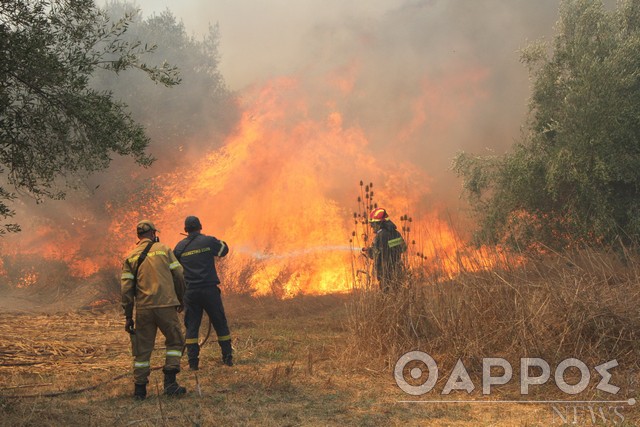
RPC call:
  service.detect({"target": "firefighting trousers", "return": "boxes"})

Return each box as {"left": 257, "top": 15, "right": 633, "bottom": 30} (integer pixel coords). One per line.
{"left": 130, "top": 307, "right": 184, "bottom": 384}
{"left": 184, "top": 286, "right": 231, "bottom": 362}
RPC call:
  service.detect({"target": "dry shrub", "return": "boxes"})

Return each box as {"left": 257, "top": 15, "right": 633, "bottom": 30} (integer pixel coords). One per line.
{"left": 217, "top": 253, "right": 259, "bottom": 295}
{"left": 0, "top": 254, "right": 125, "bottom": 309}
{"left": 91, "top": 267, "right": 121, "bottom": 299}
{"left": 346, "top": 247, "right": 640, "bottom": 372}
{"left": 263, "top": 360, "right": 297, "bottom": 391}
{"left": 1, "top": 254, "right": 72, "bottom": 291}
{"left": 217, "top": 253, "right": 297, "bottom": 297}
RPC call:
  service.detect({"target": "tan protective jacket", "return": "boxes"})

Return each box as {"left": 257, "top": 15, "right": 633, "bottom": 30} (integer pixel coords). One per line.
{"left": 121, "top": 239, "right": 186, "bottom": 317}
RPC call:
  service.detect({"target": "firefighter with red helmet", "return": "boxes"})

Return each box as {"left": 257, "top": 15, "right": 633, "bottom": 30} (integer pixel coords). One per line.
{"left": 362, "top": 208, "right": 406, "bottom": 291}
{"left": 121, "top": 220, "right": 187, "bottom": 400}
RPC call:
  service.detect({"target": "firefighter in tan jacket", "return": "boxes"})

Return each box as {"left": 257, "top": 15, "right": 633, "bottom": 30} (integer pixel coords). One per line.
{"left": 121, "top": 220, "right": 187, "bottom": 400}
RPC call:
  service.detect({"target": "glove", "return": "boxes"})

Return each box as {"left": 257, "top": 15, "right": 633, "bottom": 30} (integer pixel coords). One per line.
{"left": 125, "top": 317, "right": 135, "bottom": 335}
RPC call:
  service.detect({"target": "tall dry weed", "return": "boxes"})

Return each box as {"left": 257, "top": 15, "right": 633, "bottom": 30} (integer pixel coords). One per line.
{"left": 346, "top": 246, "right": 640, "bottom": 373}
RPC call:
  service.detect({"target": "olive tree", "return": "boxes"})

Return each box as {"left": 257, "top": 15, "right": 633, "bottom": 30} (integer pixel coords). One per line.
{"left": 0, "top": 0, "right": 180, "bottom": 233}
{"left": 454, "top": 0, "right": 640, "bottom": 249}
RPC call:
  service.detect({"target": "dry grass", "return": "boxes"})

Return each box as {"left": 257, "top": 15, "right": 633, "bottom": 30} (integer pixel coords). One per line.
{"left": 346, "top": 247, "right": 640, "bottom": 403}
{"left": 0, "top": 294, "right": 580, "bottom": 426}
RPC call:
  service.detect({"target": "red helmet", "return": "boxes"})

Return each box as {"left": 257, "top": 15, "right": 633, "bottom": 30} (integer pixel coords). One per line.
{"left": 369, "top": 208, "right": 389, "bottom": 222}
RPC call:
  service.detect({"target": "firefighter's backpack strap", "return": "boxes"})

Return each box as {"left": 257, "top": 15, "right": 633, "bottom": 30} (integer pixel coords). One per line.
{"left": 133, "top": 241, "right": 155, "bottom": 292}
{"left": 176, "top": 234, "right": 198, "bottom": 261}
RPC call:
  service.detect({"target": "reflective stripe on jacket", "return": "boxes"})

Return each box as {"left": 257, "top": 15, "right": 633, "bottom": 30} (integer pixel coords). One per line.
{"left": 121, "top": 239, "right": 186, "bottom": 317}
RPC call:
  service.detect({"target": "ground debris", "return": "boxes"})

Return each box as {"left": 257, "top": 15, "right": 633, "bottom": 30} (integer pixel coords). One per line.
{"left": 0, "top": 309, "right": 127, "bottom": 373}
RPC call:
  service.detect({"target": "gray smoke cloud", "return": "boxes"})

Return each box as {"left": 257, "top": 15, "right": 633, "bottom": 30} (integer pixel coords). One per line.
{"left": 132, "top": 1, "right": 558, "bottom": 88}
{"left": 133, "top": 0, "right": 560, "bottom": 190}
{"left": 138, "top": 0, "right": 562, "bottom": 206}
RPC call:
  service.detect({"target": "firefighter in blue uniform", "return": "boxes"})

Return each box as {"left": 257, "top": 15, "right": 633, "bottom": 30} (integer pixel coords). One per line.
{"left": 174, "top": 216, "right": 233, "bottom": 369}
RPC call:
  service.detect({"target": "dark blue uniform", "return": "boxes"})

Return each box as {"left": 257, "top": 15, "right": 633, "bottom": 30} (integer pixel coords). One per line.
{"left": 174, "top": 232, "right": 231, "bottom": 368}
{"left": 365, "top": 220, "right": 406, "bottom": 291}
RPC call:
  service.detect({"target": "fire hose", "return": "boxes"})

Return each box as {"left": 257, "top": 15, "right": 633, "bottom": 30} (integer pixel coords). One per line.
{"left": 0, "top": 316, "right": 213, "bottom": 399}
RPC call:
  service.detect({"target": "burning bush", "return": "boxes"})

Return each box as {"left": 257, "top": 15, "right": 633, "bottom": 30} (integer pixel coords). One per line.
{"left": 0, "top": 253, "right": 123, "bottom": 310}
{"left": 216, "top": 253, "right": 262, "bottom": 296}
{"left": 1, "top": 255, "right": 72, "bottom": 291}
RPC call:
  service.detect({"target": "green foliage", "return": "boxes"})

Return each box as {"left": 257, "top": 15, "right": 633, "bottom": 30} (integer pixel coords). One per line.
{"left": 454, "top": 0, "right": 640, "bottom": 249}
{"left": 0, "top": 0, "right": 180, "bottom": 234}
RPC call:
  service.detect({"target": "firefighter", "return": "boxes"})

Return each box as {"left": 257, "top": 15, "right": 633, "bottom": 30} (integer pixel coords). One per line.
{"left": 121, "top": 220, "right": 187, "bottom": 400}
{"left": 174, "top": 216, "right": 232, "bottom": 370}
{"left": 362, "top": 208, "right": 406, "bottom": 291}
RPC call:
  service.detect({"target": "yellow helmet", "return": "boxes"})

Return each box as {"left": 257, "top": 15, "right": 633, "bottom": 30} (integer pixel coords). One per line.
{"left": 136, "top": 219, "right": 158, "bottom": 234}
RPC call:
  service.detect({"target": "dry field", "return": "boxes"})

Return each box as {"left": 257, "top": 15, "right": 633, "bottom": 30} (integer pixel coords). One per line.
{"left": 1, "top": 288, "right": 638, "bottom": 427}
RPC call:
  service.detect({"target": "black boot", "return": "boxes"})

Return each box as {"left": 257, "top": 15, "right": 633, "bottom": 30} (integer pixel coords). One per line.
{"left": 186, "top": 343, "right": 200, "bottom": 371}
{"left": 220, "top": 340, "right": 233, "bottom": 366}
{"left": 134, "top": 383, "right": 147, "bottom": 400}
{"left": 189, "top": 358, "right": 199, "bottom": 371}
{"left": 222, "top": 354, "right": 233, "bottom": 367}
{"left": 163, "top": 369, "right": 186, "bottom": 396}
{"left": 222, "top": 354, "right": 233, "bottom": 366}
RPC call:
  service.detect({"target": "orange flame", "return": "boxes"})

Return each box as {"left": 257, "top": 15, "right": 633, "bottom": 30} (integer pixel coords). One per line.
{"left": 16, "top": 270, "right": 38, "bottom": 289}
{"left": 1, "top": 65, "right": 509, "bottom": 295}
{"left": 108, "top": 74, "right": 500, "bottom": 295}
{"left": 0, "top": 224, "right": 101, "bottom": 278}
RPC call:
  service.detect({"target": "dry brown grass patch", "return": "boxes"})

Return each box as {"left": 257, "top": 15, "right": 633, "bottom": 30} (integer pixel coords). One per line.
{"left": 345, "top": 248, "right": 640, "bottom": 376}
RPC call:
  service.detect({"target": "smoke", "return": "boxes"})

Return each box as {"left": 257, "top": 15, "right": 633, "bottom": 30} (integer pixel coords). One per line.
{"left": 1, "top": 0, "right": 565, "bottom": 296}
{"left": 131, "top": 0, "right": 560, "bottom": 205}
{"left": 35, "top": 0, "right": 562, "bottom": 211}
